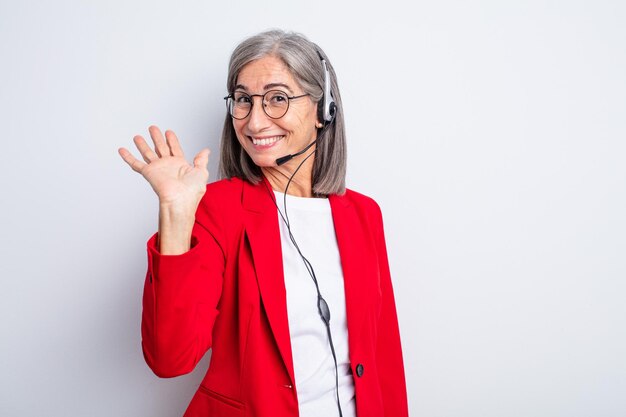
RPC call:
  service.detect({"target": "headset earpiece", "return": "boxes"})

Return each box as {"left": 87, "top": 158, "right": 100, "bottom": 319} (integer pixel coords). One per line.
{"left": 317, "top": 54, "right": 336, "bottom": 125}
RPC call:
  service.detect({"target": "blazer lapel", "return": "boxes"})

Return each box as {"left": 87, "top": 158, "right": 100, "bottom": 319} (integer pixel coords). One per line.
{"left": 242, "top": 177, "right": 296, "bottom": 386}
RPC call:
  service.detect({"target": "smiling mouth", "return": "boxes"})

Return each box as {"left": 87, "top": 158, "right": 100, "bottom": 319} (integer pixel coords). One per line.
{"left": 249, "top": 135, "right": 284, "bottom": 146}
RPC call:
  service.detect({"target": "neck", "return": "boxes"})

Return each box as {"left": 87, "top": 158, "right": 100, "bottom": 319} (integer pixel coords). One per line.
{"left": 262, "top": 149, "right": 316, "bottom": 197}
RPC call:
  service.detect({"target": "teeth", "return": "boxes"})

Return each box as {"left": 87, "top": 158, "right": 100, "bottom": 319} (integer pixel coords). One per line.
{"left": 252, "top": 136, "right": 283, "bottom": 146}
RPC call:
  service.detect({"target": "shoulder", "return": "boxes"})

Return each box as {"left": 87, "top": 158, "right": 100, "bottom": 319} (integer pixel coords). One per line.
{"left": 332, "top": 187, "right": 385, "bottom": 230}
{"left": 204, "top": 176, "right": 245, "bottom": 200}
{"left": 199, "top": 177, "right": 245, "bottom": 210}
{"left": 195, "top": 177, "right": 246, "bottom": 231}
{"left": 340, "top": 188, "right": 383, "bottom": 217}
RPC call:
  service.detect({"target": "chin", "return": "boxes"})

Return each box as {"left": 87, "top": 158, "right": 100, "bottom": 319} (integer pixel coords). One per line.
{"left": 249, "top": 154, "right": 279, "bottom": 168}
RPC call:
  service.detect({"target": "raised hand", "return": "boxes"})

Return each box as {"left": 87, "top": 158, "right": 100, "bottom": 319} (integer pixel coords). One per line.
{"left": 118, "top": 125, "right": 210, "bottom": 208}
{"left": 119, "top": 126, "right": 211, "bottom": 254}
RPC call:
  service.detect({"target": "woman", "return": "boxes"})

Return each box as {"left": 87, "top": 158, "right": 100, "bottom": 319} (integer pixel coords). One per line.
{"left": 119, "top": 30, "right": 408, "bottom": 417}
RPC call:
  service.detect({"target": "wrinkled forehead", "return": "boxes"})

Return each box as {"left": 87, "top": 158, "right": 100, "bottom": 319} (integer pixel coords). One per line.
{"left": 234, "top": 55, "right": 301, "bottom": 93}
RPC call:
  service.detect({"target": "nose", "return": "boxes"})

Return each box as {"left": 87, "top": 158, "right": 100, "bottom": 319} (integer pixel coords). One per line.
{"left": 246, "top": 96, "right": 272, "bottom": 132}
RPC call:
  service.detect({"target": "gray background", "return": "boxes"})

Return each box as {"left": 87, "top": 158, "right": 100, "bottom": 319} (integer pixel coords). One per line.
{"left": 1, "top": 0, "right": 625, "bottom": 416}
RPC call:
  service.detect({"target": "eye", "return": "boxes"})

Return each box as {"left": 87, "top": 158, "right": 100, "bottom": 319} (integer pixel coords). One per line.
{"left": 267, "top": 91, "right": 288, "bottom": 105}
{"left": 234, "top": 93, "right": 251, "bottom": 104}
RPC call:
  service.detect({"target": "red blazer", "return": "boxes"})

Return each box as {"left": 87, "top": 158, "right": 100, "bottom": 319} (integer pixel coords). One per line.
{"left": 142, "top": 176, "right": 408, "bottom": 417}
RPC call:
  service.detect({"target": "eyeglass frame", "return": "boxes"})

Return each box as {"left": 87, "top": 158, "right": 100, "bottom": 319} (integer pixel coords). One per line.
{"left": 223, "top": 90, "right": 310, "bottom": 120}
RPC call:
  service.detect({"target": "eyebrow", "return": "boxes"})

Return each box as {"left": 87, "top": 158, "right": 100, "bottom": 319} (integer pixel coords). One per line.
{"left": 234, "top": 83, "right": 294, "bottom": 93}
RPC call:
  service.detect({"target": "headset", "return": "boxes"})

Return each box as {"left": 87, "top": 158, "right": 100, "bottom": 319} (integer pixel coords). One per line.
{"left": 265, "top": 50, "right": 344, "bottom": 417}
{"left": 275, "top": 50, "right": 336, "bottom": 166}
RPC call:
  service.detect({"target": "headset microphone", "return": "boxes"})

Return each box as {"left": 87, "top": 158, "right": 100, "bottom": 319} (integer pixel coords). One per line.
{"left": 275, "top": 119, "right": 336, "bottom": 166}
{"left": 275, "top": 139, "right": 317, "bottom": 166}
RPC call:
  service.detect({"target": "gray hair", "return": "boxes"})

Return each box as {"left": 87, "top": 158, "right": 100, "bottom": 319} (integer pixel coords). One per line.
{"left": 218, "top": 29, "right": 347, "bottom": 196}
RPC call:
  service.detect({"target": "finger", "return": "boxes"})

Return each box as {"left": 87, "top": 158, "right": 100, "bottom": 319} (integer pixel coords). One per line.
{"left": 165, "top": 129, "right": 185, "bottom": 158}
{"left": 133, "top": 135, "right": 159, "bottom": 163}
{"left": 193, "top": 148, "right": 211, "bottom": 170}
{"left": 148, "top": 125, "right": 170, "bottom": 158}
{"left": 118, "top": 147, "right": 147, "bottom": 173}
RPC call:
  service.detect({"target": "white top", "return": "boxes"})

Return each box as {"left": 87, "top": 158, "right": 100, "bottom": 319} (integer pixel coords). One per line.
{"left": 273, "top": 190, "right": 356, "bottom": 417}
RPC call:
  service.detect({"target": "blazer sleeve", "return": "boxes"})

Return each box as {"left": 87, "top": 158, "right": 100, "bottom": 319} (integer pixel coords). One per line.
{"left": 141, "top": 199, "right": 225, "bottom": 378}
{"left": 373, "top": 203, "right": 409, "bottom": 416}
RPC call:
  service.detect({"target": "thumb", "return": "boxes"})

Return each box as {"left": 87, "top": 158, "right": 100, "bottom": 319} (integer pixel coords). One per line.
{"left": 193, "top": 148, "right": 211, "bottom": 170}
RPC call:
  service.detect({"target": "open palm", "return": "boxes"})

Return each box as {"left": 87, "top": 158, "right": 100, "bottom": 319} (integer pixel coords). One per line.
{"left": 118, "top": 125, "right": 210, "bottom": 206}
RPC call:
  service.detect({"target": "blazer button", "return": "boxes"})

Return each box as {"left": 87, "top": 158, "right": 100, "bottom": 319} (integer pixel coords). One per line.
{"left": 356, "top": 363, "right": 364, "bottom": 377}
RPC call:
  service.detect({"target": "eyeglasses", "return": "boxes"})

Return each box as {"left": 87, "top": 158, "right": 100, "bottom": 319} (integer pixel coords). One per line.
{"left": 224, "top": 90, "right": 310, "bottom": 120}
